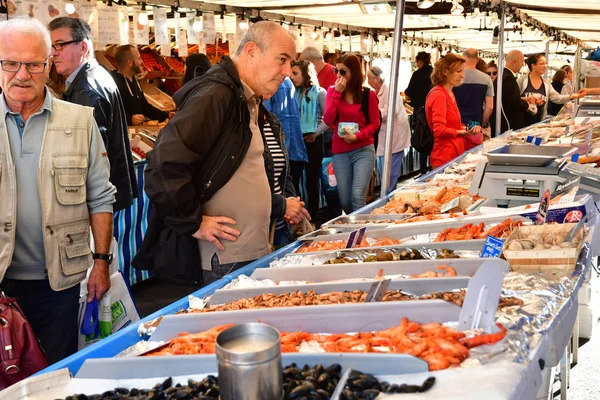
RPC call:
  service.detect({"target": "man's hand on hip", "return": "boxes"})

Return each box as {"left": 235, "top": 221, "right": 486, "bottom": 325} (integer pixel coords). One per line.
{"left": 87, "top": 260, "right": 111, "bottom": 302}
{"left": 193, "top": 216, "right": 240, "bottom": 251}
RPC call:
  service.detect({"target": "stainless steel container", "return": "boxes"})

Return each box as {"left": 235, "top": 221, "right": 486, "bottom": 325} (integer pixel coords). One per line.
{"left": 216, "top": 323, "right": 283, "bottom": 400}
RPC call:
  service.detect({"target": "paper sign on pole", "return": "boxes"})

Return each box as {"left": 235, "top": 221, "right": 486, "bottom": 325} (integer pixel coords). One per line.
{"left": 328, "top": 32, "right": 335, "bottom": 53}
{"left": 315, "top": 31, "right": 324, "bottom": 54}
{"left": 132, "top": 6, "right": 149, "bottom": 45}
{"left": 360, "top": 34, "right": 368, "bottom": 54}
{"left": 97, "top": 2, "right": 120, "bottom": 45}
{"left": 117, "top": 5, "right": 129, "bottom": 45}
{"left": 186, "top": 12, "right": 201, "bottom": 45}
{"left": 227, "top": 34, "right": 236, "bottom": 56}
{"left": 17, "top": 0, "right": 43, "bottom": 21}
{"left": 77, "top": 0, "right": 99, "bottom": 44}
{"left": 46, "top": 0, "right": 65, "bottom": 22}
{"left": 235, "top": 16, "right": 247, "bottom": 45}
{"left": 203, "top": 12, "right": 216, "bottom": 45}
{"left": 220, "top": 15, "right": 227, "bottom": 43}
{"left": 154, "top": 8, "right": 169, "bottom": 46}
{"left": 176, "top": 13, "right": 188, "bottom": 58}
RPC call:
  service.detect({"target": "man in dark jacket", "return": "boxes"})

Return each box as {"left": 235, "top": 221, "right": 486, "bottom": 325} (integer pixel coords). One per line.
{"left": 143, "top": 21, "right": 301, "bottom": 286}
{"left": 49, "top": 17, "right": 137, "bottom": 212}
{"left": 499, "top": 50, "right": 535, "bottom": 134}
{"left": 111, "top": 44, "right": 174, "bottom": 126}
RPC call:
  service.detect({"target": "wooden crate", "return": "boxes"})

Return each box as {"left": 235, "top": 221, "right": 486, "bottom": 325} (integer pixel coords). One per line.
{"left": 502, "top": 223, "right": 584, "bottom": 272}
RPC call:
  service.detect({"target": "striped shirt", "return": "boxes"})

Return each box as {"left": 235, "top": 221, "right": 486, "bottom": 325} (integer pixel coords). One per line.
{"left": 264, "top": 121, "right": 287, "bottom": 229}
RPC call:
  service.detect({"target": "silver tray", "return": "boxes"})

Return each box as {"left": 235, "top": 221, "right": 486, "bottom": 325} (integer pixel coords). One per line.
{"left": 485, "top": 144, "right": 577, "bottom": 167}
{"left": 322, "top": 213, "right": 416, "bottom": 228}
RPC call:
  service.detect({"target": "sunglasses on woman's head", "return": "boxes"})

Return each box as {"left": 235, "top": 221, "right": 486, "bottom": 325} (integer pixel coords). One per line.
{"left": 333, "top": 67, "right": 347, "bottom": 76}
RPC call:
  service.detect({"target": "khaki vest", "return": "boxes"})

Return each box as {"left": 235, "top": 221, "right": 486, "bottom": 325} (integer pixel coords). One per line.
{"left": 0, "top": 98, "right": 97, "bottom": 291}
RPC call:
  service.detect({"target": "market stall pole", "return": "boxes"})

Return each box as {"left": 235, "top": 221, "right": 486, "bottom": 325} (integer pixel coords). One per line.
{"left": 380, "top": 0, "right": 406, "bottom": 197}
{"left": 494, "top": 1, "right": 506, "bottom": 137}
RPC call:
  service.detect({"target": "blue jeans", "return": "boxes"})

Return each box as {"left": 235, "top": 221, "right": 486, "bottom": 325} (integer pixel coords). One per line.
{"left": 332, "top": 145, "right": 375, "bottom": 214}
{"left": 378, "top": 152, "right": 405, "bottom": 195}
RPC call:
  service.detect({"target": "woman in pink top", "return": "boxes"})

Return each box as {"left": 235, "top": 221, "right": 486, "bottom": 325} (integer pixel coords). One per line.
{"left": 425, "top": 53, "right": 481, "bottom": 168}
{"left": 323, "top": 53, "right": 380, "bottom": 214}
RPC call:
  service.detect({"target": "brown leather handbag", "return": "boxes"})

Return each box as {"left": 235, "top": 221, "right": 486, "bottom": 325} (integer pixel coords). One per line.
{"left": 0, "top": 293, "right": 49, "bottom": 390}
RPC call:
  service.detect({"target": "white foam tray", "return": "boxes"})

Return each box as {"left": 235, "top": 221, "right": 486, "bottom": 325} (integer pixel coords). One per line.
{"left": 150, "top": 300, "right": 461, "bottom": 343}
{"left": 251, "top": 258, "right": 509, "bottom": 284}
{"left": 75, "top": 352, "right": 428, "bottom": 380}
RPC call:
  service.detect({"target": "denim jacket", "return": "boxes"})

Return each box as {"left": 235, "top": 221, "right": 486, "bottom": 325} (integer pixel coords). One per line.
{"left": 263, "top": 78, "right": 308, "bottom": 163}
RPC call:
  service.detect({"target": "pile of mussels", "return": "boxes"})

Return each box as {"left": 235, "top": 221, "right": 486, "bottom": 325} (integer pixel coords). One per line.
{"left": 60, "top": 363, "right": 435, "bottom": 400}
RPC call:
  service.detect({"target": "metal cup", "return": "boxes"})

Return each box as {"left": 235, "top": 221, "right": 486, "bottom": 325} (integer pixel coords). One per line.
{"left": 216, "top": 323, "right": 283, "bottom": 400}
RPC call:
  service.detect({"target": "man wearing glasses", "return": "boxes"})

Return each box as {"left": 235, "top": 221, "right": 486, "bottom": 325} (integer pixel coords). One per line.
{"left": 48, "top": 17, "right": 137, "bottom": 214}
{"left": 0, "top": 17, "right": 116, "bottom": 363}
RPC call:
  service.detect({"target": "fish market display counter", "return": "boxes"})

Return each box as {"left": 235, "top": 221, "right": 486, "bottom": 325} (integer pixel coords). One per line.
{"left": 13, "top": 116, "right": 600, "bottom": 400}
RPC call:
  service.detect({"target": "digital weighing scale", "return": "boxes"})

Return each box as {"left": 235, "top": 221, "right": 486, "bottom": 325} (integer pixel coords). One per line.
{"left": 469, "top": 144, "right": 577, "bottom": 207}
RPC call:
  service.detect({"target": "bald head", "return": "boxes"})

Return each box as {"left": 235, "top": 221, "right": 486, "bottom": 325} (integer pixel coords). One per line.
{"left": 462, "top": 48, "right": 478, "bottom": 69}
{"left": 506, "top": 50, "right": 525, "bottom": 73}
{"left": 235, "top": 21, "right": 292, "bottom": 58}
{"left": 233, "top": 21, "right": 296, "bottom": 96}
{"left": 463, "top": 48, "right": 478, "bottom": 60}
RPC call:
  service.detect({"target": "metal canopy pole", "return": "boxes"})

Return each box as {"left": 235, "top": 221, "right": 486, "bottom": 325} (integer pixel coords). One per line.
{"left": 494, "top": 1, "right": 506, "bottom": 137}
{"left": 544, "top": 40, "right": 550, "bottom": 80}
{"left": 573, "top": 46, "right": 582, "bottom": 115}
{"left": 380, "top": 0, "right": 406, "bottom": 197}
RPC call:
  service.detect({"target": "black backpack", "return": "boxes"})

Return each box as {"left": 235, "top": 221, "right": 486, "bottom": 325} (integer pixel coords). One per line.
{"left": 361, "top": 87, "right": 382, "bottom": 149}
{"left": 411, "top": 104, "right": 434, "bottom": 155}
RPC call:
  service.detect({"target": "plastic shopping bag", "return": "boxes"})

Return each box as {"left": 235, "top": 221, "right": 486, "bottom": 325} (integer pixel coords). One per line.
{"left": 321, "top": 157, "right": 337, "bottom": 195}
{"left": 78, "top": 271, "right": 140, "bottom": 350}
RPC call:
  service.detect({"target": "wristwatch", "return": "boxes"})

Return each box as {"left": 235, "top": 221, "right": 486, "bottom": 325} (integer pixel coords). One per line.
{"left": 93, "top": 253, "right": 113, "bottom": 265}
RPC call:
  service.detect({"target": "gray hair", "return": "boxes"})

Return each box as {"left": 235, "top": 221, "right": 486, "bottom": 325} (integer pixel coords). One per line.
{"left": 369, "top": 65, "right": 384, "bottom": 82}
{"left": 235, "top": 21, "right": 290, "bottom": 57}
{"left": 300, "top": 46, "right": 323, "bottom": 62}
{"left": 48, "top": 17, "right": 94, "bottom": 58}
{"left": 0, "top": 17, "right": 52, "bottom": 57}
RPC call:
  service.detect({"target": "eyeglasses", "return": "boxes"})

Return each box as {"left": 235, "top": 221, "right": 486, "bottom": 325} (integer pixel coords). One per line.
{"left": 51, "top": 40, "right": 81, "bottom": 52}
{"left": 333, "top": 67, "right": 347, "bottom": 76}
{"left": 487, "top": 71, "right": 498, "bottom": 76}
{"left": 0, "top": 59, "right": 48, "bottom": 74}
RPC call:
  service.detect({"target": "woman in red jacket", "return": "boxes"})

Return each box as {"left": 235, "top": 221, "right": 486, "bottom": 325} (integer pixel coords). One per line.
{"left": 425, "top": 53, "right": 481, "bottom": 168}
{"left": 323, "top": 53, "right": 380, "bottom": 214}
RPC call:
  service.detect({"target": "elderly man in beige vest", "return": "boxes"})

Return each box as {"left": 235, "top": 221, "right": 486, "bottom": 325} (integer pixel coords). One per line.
{"left": 0, "top": 17, "right": 116, "bottom": 363}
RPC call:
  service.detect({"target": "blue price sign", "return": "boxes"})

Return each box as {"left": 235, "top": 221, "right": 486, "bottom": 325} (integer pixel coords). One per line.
{"left": 480, "top": 235, "right": 505, "bottom": 258}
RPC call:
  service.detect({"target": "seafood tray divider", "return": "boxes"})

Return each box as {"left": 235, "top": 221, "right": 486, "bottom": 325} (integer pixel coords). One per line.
{"left": 252, "top": 258, "right": 508, "bottom": 283}
{"left": 296, "top": 215, "right": 528, "bottom": 244}
{"left": 209, "top": 259, "right": 508, "bottom": 304}
{"left": 321, "top": 213, "right": 417, "bottom": 228}
{"left": 75, "top": 353, "right": 428, "bottom": 380}
{"left": 207, "top": 278, "right": 469, "bottom": 305}
{"left": 150, "top": 300, "right": 461, "bottom": 342}
{"left": 294, "top": 238, "right": 488, "bottom": 256}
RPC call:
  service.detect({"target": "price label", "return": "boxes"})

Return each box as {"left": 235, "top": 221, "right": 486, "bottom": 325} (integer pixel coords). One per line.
{"left": 536, "top": 189, "right": 551, "bottom": 225}
{"left": 480, "top": 236, "right": 505, "bottom": 258}
{"left": 345, "top": 227, "right": 367, "bottom": 248}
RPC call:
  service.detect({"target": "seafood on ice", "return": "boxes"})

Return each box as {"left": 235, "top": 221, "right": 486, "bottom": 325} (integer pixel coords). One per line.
{"left": 297, "top": 237, "right": 400, "bottom": 253}
{"left": 146, "top": 318, "right": 508, "bottom": 371}
{"left": 434, "top": 218, "right": 523, "bottom": 242}
{"left": 410, "top": 265, "right": 457, "bottom": 279}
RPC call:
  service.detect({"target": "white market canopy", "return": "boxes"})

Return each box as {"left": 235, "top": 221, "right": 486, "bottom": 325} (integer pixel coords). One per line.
{"left": 155, "top": 0, "right": 598, "bottom": 55}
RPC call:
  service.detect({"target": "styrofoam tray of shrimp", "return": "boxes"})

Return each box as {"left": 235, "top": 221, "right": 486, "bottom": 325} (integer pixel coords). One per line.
{"left": 150, "top": 300, "right": 462, "bottom": 343}
{"left": 252, "top": 258, "right": 507, "bottom": 283}
{"left": 298, "top": 214, "right": 527, "bottom": 244}
{"left": 207, "top": 275, "right": 468, "bottom": 306}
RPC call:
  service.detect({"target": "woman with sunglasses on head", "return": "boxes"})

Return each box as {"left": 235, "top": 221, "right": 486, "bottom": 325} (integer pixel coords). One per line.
{"left": 425, "top": 53, "right": 481, "bottom": 169}
{"left": 323, "top": 53, "right": 380, "bottom": 214}
{"left": 486, "top": 60, "right": 499, "bottom": 82}
{"left": 517, "top": 53, "right": 583, "bottom": 126}
{"left": 290, "top": 60, "right": 328, "bottom": 219}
